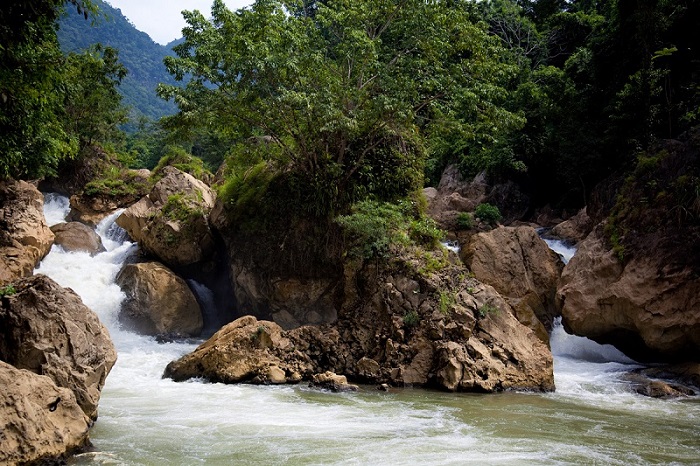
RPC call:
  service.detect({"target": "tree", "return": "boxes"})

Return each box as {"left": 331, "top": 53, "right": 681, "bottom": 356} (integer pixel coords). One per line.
{"left": 0, "top": 0, "right": 98, "bottom": 179}
{"left": 62, "top": 45, "right": 128, "bottom": 152}
{"left": 159, "top": 0, "right": 522, "bottom": 215}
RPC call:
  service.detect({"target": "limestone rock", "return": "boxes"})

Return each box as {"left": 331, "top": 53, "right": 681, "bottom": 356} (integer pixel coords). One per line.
{"left": 310, "top": 371, "right": 359, "bottom": 392}
{"left": 164, "top": 316, "right": 293, "bottom": 383}
{"left": 462, "top": 226, "right": 564, "bottom": 336}
{"left": 549, "top": 208, "right": 593, "bottom": 244}
{"left": 0, "top": 275, "right": 117, "bottom": 420}
{"left": 165, "top": 249, "right": 554, "bottom": 393}
{"left": 116, "top": 166, "right": 216, "bottom": 266}
{"left": 116, "top": 262, "right": 203, "bottom": 336}
{"left": 0, "top": 361, "right": 90, "bottom": 465}
{"left": 51, "top": 221, "right": 105, "bottom": 255}
{"left": 0, "top": 180, "right": 54, "bottom": 285}
{"left": 557, "top": 224, "right": 700, "bottom": 361}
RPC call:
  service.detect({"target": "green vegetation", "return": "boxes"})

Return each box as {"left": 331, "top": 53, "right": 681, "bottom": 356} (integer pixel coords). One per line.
{"left": 456, "top": 212, "right": 474, "bottom": 230}
{"left": 0, "top": 285, "right": 16, "bottom": 297}
{"left": 403, "top": 309, "right": 420, "bottom": 328}
{"left": 151, "top": 147, "right": 212, "bottom": 182}
{"left": 474, "top": 203, "right": 502, "bottom": 225}
{"left": 478, "top": 303, "right": 499, "bottom": 318}
{"left": 160, "top": 193, "right": 206, "bottom": 223}
{"left": 83, "top": 163, "right": 150, "bottom": 197}
{"left": 336, "top": 199, "right": 444, "bottom": 260}
{"left": 438, "top": 291, "right": 456, "bottom": 316}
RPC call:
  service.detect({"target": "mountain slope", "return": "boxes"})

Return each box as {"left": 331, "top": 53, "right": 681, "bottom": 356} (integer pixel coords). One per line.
{"left": 57, "top": 0, "right": 178, "bottom": 125}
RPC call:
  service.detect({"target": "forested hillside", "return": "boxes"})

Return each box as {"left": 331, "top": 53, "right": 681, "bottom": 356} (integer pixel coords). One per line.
{"left": 57, "top": 0, "right": 177, "bottom": 125}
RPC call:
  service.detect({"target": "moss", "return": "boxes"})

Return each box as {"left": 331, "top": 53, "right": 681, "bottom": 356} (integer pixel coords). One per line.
{"left": 438, "top": 290, "right": 456, "bottom": 316}
{"left": 83, "top": 165, "right": 151, "bottom": 198}
{"left": 151, "top": 146, "right": 212, "bottom": 183}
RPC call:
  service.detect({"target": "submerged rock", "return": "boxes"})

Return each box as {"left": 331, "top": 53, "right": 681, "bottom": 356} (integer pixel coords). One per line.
{"left": 462, "top": 226, "right": 564, "bottom": 338}
{"left": 51, "top": 221, "right": 105, "bottom": 255}
{"left": 116, "top": 261, "right": 203, "bottom": 337}
{"left": 0, "top": 179, "right": 54, "bottom": 285}
{"left": 0, "top": 361, "right": 90, "bottom": 465}
{"left": 0, "top": 274, "right": 117, "bottom": 420}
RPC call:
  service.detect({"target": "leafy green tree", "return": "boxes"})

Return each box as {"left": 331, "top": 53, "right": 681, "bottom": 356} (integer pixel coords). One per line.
{"left": 159, "top": 0, "right": 522, "bottom": 215}
{"left": 62, "top": 45, "right": 128, "bottom": 152}
{"left": 0, "top": 0, "right": 97, "bottom": 179}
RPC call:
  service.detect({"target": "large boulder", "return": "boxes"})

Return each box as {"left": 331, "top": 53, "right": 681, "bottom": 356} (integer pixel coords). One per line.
{"left": 0, "top": 180, "right": 54, "bottom": 285}
{"left": 0, "top": 275, "right": 117, "bottom": 420}
{"left": 210, "top": 204, "right": 343, "bottom": 329}
{"left": 0, "top": 361, "right": 90, "bottom": 465}
{"left": 549, "top": 207, "right": 594, "bottom": 244}
{"left": 557, "top": 224, "right": 700, "bottom": 361}
{"left": 461, "top": 226, "right": 564, "bottom": 338}
{"left": 165, "top": 247, "right": 554, "bottom": 393}
{"left": 50, "top": 221, "right": 105, "bottom": 255}
{"left": 425, "top": 166, "right": 488, "bottom": 231}
{"left": 116, "top": 262, "right": 203, "bottom": 336}
{"left": 117, "top": 166, "right": 216, "bottom": 267}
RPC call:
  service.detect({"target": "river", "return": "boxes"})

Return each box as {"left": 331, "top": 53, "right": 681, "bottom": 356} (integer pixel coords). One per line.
{"left": 36, "top": 195, "right": 700, "bottom": 465}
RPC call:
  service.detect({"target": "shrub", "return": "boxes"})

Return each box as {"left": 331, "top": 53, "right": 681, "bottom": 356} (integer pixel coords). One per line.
{"left": 456, "top": 212, "right": 474, "bottom": 229}
{"left": 0, "top": 285, "right": 16, "bottom": 297}
{"left": 474, "top": 203, "right": 502, "bottom": 225}
{"left": 403, "top": 309, "right": 420, "bottom": 327}
{"left": 336, "top": 199, "right": 445, "bottom": 259}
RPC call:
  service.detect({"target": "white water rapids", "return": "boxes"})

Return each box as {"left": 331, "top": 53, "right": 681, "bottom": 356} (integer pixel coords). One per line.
{"left": 35, "top": 196, "right": 699, "bottom": 465}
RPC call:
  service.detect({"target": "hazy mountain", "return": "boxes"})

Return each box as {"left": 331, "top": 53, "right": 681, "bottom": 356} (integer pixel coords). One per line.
{"left": 58, "top": 0, "right": 179, "bottom": 126}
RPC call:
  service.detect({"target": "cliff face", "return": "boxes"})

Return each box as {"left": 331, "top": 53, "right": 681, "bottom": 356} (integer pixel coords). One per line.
{"left": 165, "top": 246, "right": 555, "bottom": 393}
{"left": 558, "top": 128, "right": 700, "bottom": 362}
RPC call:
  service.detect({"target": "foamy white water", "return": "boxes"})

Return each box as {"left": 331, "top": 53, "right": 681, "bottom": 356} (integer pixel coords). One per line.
{"left": 542, "top": 237, "right": 577, "bottom": 264}
{"left": 34, "top": 195, "right": 700, "bottom": 465}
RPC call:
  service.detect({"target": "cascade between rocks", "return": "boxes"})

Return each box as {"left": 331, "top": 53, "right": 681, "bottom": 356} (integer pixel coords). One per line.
{"left": 35, "top": 195, "right": 700, "bottom": 465}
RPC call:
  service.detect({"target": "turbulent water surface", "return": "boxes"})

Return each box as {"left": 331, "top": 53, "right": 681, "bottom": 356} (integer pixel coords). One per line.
{"left": 36, "top": 196, "right": 700, "bottom": 465}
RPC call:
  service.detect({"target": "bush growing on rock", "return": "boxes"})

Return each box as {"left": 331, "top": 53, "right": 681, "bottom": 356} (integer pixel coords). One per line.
{"left": 474, "top": 203, "right": 502, "bottom": 225}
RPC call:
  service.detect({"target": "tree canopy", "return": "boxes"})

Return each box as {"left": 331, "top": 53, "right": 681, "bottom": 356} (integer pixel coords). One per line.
{"left": 159, "top": 0, "right": 522, "bottom": 215}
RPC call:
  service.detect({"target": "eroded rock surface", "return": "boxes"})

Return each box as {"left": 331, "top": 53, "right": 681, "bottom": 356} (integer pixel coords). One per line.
{"left": 117, "top": 166, "right": 216, "bottom": 266}
{"left": 557, "top": 224, "right": 700, "bottom": 361}
{"left": 462, "top": 226, "right": 563, "bottom": 339}
{"left": 0, "top": 275, "right": 117, "bottom": 420}
{"left": 0, "top": 361, "right": 90, "bottom": 465}
{"left": 116, "top": 262, "right": 203, "bottom": 336}
{"left": 165, "top": 249, "right": 554, "bottom": 393}
{"left": 549, "top": 208, "right": 593, "bottom": 244}
{"left": 0, "top": 180, "right": 54, "bottom": 285}
{"left": 51, "top": 221, "right": 105, "bottom": 255}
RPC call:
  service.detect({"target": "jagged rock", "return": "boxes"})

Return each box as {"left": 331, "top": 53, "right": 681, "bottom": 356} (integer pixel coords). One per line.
{"left": 622, "top": 371, "right": 696, "bottom": 398}
{"left": 209, "top": 202, "right": 343, "bottom": 328}
{"left": 462, "top": 226, "right": 564, "bottom": 338}
{"left": 557, "top": 224, "right": 700, "bottom": 361}
{"left": 164, "top": 316, "right": 292, "bottom": 383}
{"left": 425, "top": 166, "right": 488, "bottom": 231}
{"left": 117, "top": 166, "right": 216, "bottom": 266}
{"left": 0, "top": 180, "right": 54, "bottom": 285}
{"left": 50, "top": 221, "right": 105, "bottom": 255}
{"left": 0, "top": 275, "right": 117, "bottom": 420}
{"left": 165, "top": 248, "right": 554, "bottom": 393}
{"left": 0, "top": 361, "right": 90, "bottom": 465}
{"left": 549, "top": 208, "right": 593, "bottom": 244}
{"left": 116, "top": 262, "right": 203, "bottom": 337}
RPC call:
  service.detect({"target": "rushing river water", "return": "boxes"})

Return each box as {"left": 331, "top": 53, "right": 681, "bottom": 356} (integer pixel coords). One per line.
{"left": 36, "top": 196, "right": 700, "bottom": 465}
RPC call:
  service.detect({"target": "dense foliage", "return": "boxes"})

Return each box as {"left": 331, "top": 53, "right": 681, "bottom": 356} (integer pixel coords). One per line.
{"left": 57, "top": 0, "right": 178, "bottom": 125}
{"left": 159, "top": 0, "right": 522, "bottom": 218}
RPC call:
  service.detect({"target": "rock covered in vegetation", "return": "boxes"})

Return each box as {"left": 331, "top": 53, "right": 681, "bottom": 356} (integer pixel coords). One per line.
{"left": 0, "top": 275, "right": 117, "bottom": 420}
{"left": 424, "top": 166, "right": 488, "bottom": 231}
{"left": 557, "top": 224, "right": 700, "bottom": 361}
{"left": 116, "top": 261, "right": 203, "bottom": 336}
{"left": 50, "top": 221, "right": 105, "bottom": 255}
{"left": 117, "top": 166, "right": 216, "bottom": 266}
{"left": 165, "top": 248, "right": 554, "bottom": 393}
{"left": 0, "top": 180, "right": 54, "bottom": 285}
{"left": 461, "top": 226, "right": 564, "bottom": 339}
{"left": 0, "top": 361, "right": 90, "bottom": 465}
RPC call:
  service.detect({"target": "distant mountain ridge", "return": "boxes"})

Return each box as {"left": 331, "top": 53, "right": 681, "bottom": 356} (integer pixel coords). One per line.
{"left": 58, "top": 0, "right": 179, "bottom": 125}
